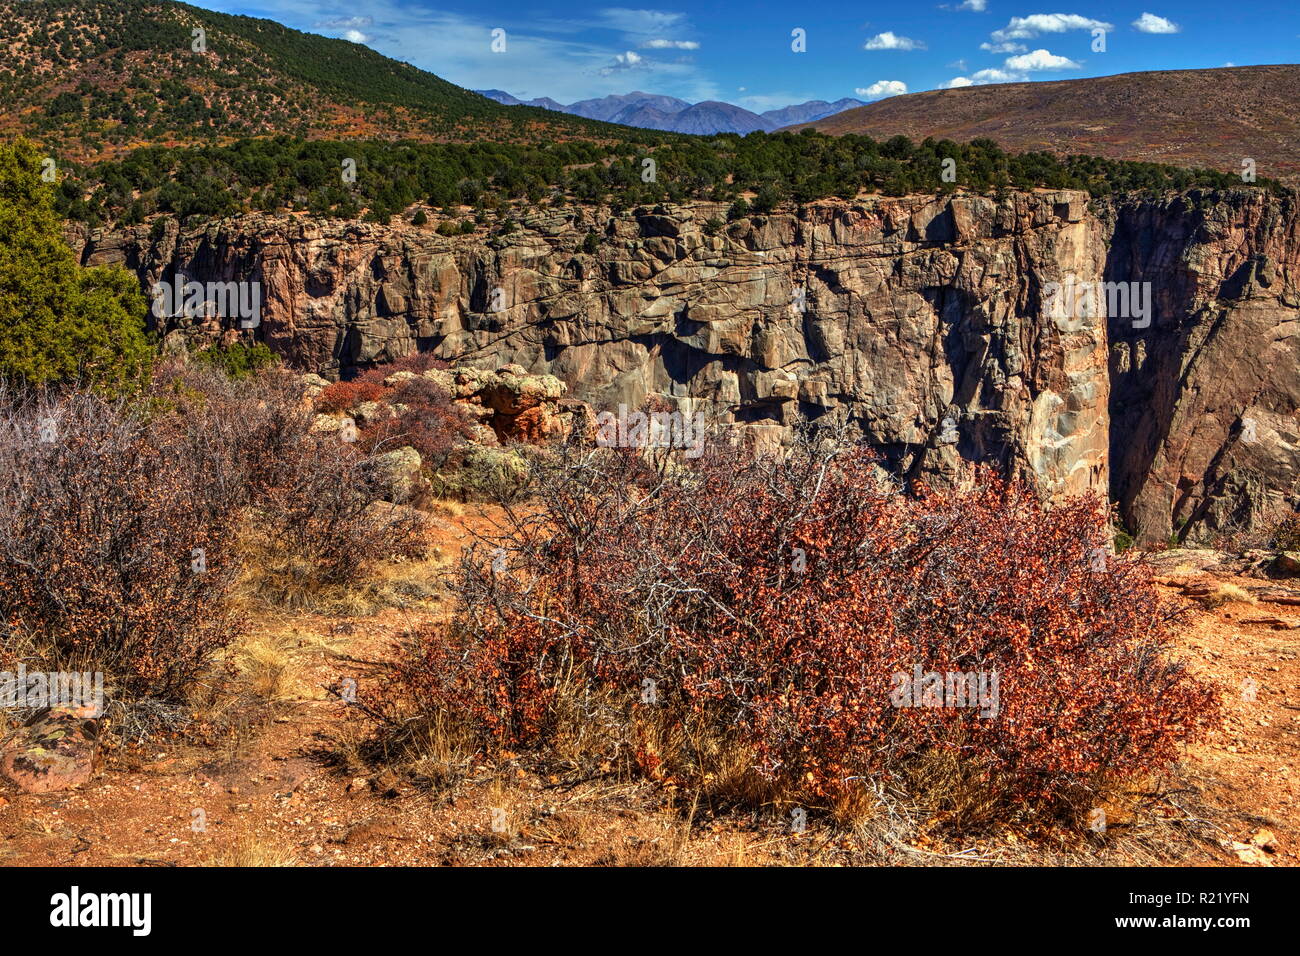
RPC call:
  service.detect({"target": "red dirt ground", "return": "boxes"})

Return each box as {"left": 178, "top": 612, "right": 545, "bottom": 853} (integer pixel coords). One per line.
{"left": 1, "top": 514, "right": 1294, "bottom": 867}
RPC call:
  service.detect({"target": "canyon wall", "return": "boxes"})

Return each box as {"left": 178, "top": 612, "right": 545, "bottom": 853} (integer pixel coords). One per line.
{"left": 1103, "top": 191, "right": 1300, "bottom": 543}
{"left": 69, "top": 188, "right": 1300, "bottom": 543}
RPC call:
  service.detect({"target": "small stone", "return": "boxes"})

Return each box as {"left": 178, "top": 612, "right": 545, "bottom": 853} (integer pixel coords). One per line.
{"left": 1224, "top": 840, "right": 1274, "bottom": 866}
{"left": 1250, "top": 829, "right": 1278, "bottom": 852}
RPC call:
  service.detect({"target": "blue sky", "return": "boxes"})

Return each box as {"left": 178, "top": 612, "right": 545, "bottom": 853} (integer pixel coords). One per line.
{"left": 202, "top": 1, "right": 1300, "bottom": 108}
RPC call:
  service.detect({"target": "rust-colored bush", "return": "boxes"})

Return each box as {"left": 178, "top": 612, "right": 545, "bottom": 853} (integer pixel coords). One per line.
{"left": 0, "top": 387, "right": 243, "bottom": 702}
{"left": 358, "top": 376, "right": 474, "bottom": 472}
{"left": 315, "top": 379, "right": 385, "bottom": 413}
{"left": 380, "top": 435, "right": 1218, "bottom": 824}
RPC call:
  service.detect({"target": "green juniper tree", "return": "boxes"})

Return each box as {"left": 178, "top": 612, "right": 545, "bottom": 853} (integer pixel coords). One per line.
{"left": 0, "top": 139, "right": 150, "bottom": 393}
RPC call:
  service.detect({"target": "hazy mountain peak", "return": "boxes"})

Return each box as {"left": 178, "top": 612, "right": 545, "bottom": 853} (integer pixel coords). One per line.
{"left": 475, "top": 89, "right": 865, "bottom": 135}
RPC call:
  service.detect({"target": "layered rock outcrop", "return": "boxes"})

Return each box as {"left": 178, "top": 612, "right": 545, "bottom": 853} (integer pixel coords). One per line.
{"left": 69, "top": 188, "right": 1300, "bottom": 543}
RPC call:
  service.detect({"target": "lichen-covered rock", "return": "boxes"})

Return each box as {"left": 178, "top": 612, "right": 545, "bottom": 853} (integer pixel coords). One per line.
{"left": 309, "top": 413, "right": 343, "bottom": 434}
{"left": 369, "top": 446, "right": 424, "bottom": 503}
{"left": 434, "top": 445, "right": 531, "bottom": 500}
{"left": 1, "top": 707, "right": 103, "bottom": 793}
{"left": 298, "top": 372, "right": 331, "bottom": 393}
{"left": 352, "top": 401, "right": 397, "bottom": 428}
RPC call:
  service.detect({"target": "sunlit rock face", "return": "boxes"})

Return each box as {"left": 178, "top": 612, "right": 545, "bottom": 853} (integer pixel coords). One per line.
{"left": 71, "top": 187, "right": 1300, "bottom": 543}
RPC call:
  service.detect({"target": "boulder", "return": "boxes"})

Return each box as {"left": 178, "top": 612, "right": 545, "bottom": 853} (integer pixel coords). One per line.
{"left": 1, "top": 707, "right": 103, "bottom": 794}
{"left": 480, "top": 367, "right": 566, "bottom": 417}
{"left": 351, "top": 400, "right": 393, "bottom": 428}
{"left": 310, "top": 413, "right": 343, "bottom": 434}
{"left": 370, "top": 446, "right": 424, "bottom": 503}
{"left": 299, "top": 372, "right": 331, "bottom": 392}
{"left": 383, "top": 370, "right": 417, "bottom": 388}
{"left": 421, "top": 368, "right": 457, "bottom": 393}
{"left": 1272, "top": 551, "right": 1300, "bottom": 576}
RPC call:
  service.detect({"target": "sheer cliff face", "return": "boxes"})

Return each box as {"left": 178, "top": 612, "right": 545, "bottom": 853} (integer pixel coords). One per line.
{"left": 1105, "top": 191, "right": 1300, "bottom": 544}
{"left": 73, "top": 188, "right": 1300, "bottom": 543}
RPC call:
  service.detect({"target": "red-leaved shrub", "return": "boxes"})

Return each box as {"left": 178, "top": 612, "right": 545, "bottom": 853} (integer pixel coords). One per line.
{"left": 315, "top": 379, "right": 386, "bottom": 414}
{"left": 380, "top": 434, "right": 1218, "bottom": 824}
{"left": 357, "top": 376, "right": 475, "bottom": 471}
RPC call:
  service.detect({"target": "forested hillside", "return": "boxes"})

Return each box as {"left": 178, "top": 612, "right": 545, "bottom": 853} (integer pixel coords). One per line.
{"left": 0, "top": 0, "right": 662, "bottom": 159}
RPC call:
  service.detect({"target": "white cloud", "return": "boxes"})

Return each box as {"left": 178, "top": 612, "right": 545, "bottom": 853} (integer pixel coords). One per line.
{"left": 947, "top": 67, "right": 1030, "bottom": 85}
{"left": 855, "top": 80, "right": 908, "bottom": 99}
{"left": 959, "top": 0, "right": 988, "bottom": 9}
{"left": 1004, "top": 48, "right": 1081, "bottom": 71}
{"left": 206, "top": 0, "right": 724, "bottom": 103}
{"left": 600, "top": 50, "right": 645, "bottom": 74}
{"left": 988, "top": 13, "right": 1113, "bottom": 47}
{"left": 1132, "top": 13, "right": 1180, "bottom": 34}
{"left": 642, "top": 38, "right": 700, "bottom": 50}
{"left": 594, "top": 8, "right": 688, "bottom": 35}
{"left": 316, "top": 14, "right": 372, "bottom": 43}
{"left": 972, "top": 68, "right": 1027, "bottom": 83}
{"left": 981, "top": 41, "right": 1028, "bottom": 53}
{"left": 947, "top": 38, "right": 1084, "bottom": 89}
{"left": 864, "top": 32, "right": 926, "bottom": 51}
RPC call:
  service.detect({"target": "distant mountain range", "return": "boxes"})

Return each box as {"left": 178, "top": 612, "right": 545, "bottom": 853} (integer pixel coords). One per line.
{"left": 476, "top": 90, "right": 865, "bottom": 135}
{"left": 798, "top": 65, "right": 1300, "bottom": 181}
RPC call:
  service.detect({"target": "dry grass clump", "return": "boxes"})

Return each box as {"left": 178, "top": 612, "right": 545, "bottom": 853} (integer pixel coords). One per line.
{"left": 1196, "top": 582, "right": 1258, "bottom": 609}
{"left": 209, "top": 834, "right": 298, "bottom": 867}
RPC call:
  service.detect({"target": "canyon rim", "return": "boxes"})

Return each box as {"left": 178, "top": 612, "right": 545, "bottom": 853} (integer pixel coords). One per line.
{"left": 71, "top": 187, "right": 1300, "bottom": 545}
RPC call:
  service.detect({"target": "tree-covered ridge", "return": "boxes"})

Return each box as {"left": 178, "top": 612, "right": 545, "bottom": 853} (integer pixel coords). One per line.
{"left": 52, "top": 130, "right": 1288, "bottom": 230}
{"left": 0, "top": 0, "right": 665, "bottom": 159}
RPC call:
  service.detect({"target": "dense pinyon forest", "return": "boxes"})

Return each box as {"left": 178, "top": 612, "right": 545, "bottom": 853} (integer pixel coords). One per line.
{"left": 52, "top": 130, "right": 1281, "bottom": 228}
